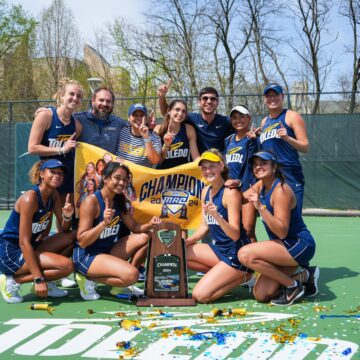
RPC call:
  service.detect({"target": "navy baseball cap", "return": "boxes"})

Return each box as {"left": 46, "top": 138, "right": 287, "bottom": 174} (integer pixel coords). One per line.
{"left": 263, "top": 83, "right": 284, "bottom": 95}
{"left": 128, "top": 103, "right": 147, "bottom": 116}
{"left": 40, "top": 159, "right": 68, "bottom": 173}
{"left": 248, "top": 151, "right": 278, "bottom": 165}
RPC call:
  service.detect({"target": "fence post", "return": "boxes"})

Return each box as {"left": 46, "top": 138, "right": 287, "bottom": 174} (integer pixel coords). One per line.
{"left": 286, "top": 93, "right": 292, "bottom": 110}
{"left": 8, "top": 101, "right": 13, "bottom": 123}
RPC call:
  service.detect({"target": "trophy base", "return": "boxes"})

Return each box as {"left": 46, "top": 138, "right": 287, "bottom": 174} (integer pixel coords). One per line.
{"left": 136, "top": 297, "right": 197, "bottom": 307}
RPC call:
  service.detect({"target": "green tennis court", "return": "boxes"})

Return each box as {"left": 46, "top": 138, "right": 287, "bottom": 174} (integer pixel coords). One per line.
{"left": 0, "top": 215, "right": 359, "bottom": 359}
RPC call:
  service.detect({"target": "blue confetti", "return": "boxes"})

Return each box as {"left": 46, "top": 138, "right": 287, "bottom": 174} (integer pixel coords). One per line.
{"left": 342, "top": 347, "right": 352, "bottom": 355}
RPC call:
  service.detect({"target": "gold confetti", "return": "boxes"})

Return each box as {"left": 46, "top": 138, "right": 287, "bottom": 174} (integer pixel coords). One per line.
{"left": 115, "top": 312, "right": 127, "bottom": 317}
{"left": 313, "top": 305, "right": 330, "bottom": 312}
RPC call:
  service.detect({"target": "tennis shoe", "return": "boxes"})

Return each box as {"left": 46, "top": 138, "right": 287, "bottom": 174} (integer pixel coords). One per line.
{"left": 0, "top": 274, "right": 23, "bottom": 304}
{"left": 47, "top": 281, "right": 68, "bottom": 297}
{"left": 110, "top": 285, "right": 144, "bottom": 297}
{"left": 304, "top": 266, "right": 320, "bottom": 297}
{"left": 59, "top": 276, "right": 77, "bottom": 288}
{"left": 270, "top": 281, "right": 304, "bottom": 306}
{"left": 75, "top": 273, "right": 100, "bottom": 301}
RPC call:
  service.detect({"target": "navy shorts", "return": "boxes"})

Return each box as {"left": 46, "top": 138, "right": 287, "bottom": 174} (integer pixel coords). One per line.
{"left": 0, "top": 241, "right": 25, "bottom": 275}
{"left": 281, "top": 230, "right": 315, "bottom": 266}
{"left": 73, "top": 243, "right": 116, "bottom": 276}
{"left": 209, "top": 239, "right": 253, "bottom": 273}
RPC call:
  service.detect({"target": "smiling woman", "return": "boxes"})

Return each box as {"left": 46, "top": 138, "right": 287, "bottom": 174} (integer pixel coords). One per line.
{"left": 28, "top": 78, "right": 84, "bottom": 218}
{"left": 0, "top": 159, "right": 76, "bottom": 304}
{"left": 73, "top": 161, "right": 162, "bottom": 301}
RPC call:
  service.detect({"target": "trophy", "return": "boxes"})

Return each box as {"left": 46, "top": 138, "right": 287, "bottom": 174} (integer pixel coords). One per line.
{"left": 137, "top": 222, "right": 196, "bottom": 306}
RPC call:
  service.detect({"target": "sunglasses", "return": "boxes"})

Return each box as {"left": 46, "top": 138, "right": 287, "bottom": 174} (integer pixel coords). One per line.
{"left": 200, "top": 96, "right": 218, "bottom": 102}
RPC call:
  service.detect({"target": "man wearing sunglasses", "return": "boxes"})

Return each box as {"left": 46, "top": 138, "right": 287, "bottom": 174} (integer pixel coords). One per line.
{"left": 158, "top": 82, "right": 232, "bottom": 154}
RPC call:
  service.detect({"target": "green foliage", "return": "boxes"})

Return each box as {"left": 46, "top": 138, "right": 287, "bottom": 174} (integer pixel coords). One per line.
{"left": 0, "top": 0, "right": 37, "bottom": 60}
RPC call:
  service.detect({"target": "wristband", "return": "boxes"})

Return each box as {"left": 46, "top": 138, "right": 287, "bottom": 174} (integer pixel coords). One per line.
{"left": 34, "top": 276, "right": 45, "bottom": 284}
{"left": 62, "top": 213, "right": 72, "bottom": 222}
{"left": 143, "top": 137, "right": 151, "bottom": 143}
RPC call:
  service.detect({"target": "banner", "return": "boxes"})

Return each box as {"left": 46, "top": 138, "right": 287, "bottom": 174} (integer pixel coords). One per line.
{"left": 74, "top": 142, "right": 206, "bottom": 230}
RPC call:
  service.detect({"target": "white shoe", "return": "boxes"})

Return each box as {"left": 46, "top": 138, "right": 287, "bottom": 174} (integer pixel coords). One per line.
{"left": 0, "top": 274, "right": 23, "bottom": 304}
{"left": 59, "top": 277, "right": 77, "bottom": 288}
{"left": 47, "top": 281, "right": 68, "bottom": 297}
{"left": 109, "top": 285, "right": 144, "bottom": 297}
{"left": 75, "top": 273, "right": 100, "bottom": 301}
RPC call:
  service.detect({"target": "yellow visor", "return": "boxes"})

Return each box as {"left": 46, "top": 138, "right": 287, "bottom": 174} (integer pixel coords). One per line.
{"left": 198, "top": 152, "right": 222, "bottom": 165}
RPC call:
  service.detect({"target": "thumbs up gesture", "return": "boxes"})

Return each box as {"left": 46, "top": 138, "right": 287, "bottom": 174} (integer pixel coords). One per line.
{"left": 277, "top": 121, "right": 288, "bottom": 139}
{"left": 103, "top": 197, "right": 115, "bottom": 226}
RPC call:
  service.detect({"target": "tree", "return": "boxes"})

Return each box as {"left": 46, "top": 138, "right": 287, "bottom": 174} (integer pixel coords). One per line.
{"left": 0, "top": 0, "right": 36, "bottom": 61}
{"left": 110, "top": 0, "right": 208, "bottom": 106}
{"left": 339, "top": 0, "right": 360, "bottom": 113}
{"left": 35, "top": 0, "right": 82, "bottom": 95}
{"left": 290, "top": 0, "right": 336, "bottom": 114}
{"left": 201, "top": 0, "right": 253, "bottom": 111}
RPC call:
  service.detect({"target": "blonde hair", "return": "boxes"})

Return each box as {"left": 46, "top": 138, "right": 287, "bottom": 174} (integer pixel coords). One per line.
{"left": 28, "top": 160, "right": 44, "bottom": 185}
{"left": 53, "top": 78, "right": 83, "bottom": 106}
{"left": 202, "top": 148, "right": 229, "bottom": 180}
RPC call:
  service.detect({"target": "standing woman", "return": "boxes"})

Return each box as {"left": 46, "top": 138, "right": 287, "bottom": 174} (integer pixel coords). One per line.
{"left": 185, "top": 149, "right": 252, "bottom": 303}
{"left": 73, "top": 162, "right": 161, "bottom": 300}
{"left": 0, "top": 160, "right": 75, "bottom": 304}
{"left": 259, "top": 83, "right": 309, "bottom": 210}
{"left": 224, "top": 105, "right": 258, "bottom": 242}
{"left": 154, "top": 99, "right": 199, "bottom": 168}
{"left": 28, "top": 78, "right": 83, "bottom": 208}
{"left": 237, "top": 151, "right": 317, "bottom": 306}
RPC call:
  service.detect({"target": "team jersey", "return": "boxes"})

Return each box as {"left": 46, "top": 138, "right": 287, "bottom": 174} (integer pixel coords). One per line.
{"left": 40, "top": 107, "right": 76, "bottom": 193}
{"left": 259, "top": 179, "right": 309, "bottom": 240}
{"left": 74, "top": 190, "right": 125, "bottom": 253}
{"left": 204, "top": 186, "right": 249, "bottom": 267}
{"left": 116, "top": 125, "right": 162, "bottom": 167}
{"left": 187, "top": 112, "right": 232, "bottom": 153}
{"left": 0, "top": 186, "right": 53, "bottom": 246}
{"left": 259, "top": 109, "right": 302, "bottom": 168}
{"left": 157, "top": 123, "right": 190, "bottom": 169}
{"left": 224, "top": 134, "right": 258, "bottom": 191}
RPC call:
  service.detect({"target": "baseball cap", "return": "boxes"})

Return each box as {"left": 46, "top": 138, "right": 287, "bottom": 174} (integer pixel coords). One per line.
{"left": 248, "top": 151, "right": 278, "bottom": 165}
{"left": 263, "top": 83, "right": 284, "bottom": 95}
{"left": 40, "top": 159, "right": 68, "bottom": 173}
{"left": 128, "top": 103, "right": 147, "bottom": 116}
{"left": 198, "top": 151, "right": 222, "bottom": 165}
{"left": 230, "top": 105, "right": 250, "bottom": 116}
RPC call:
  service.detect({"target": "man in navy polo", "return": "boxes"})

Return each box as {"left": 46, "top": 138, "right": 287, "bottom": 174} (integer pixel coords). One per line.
{"left": 158, "top": 83, "right": 232, "bottom": 153}
{"left": 75, "top": 87, "right": 128, "bottom": 154}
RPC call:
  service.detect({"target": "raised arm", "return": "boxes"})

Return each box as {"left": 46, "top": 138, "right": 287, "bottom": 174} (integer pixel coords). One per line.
{"left": 157, "top": 79, "right": 172, "bottom": 116}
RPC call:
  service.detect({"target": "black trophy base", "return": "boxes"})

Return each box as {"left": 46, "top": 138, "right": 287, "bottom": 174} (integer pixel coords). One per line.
{"left": 136, "top": 297, "right": 197, "bottom": 307}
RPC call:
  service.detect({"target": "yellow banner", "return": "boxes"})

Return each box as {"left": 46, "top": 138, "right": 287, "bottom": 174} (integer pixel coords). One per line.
{"left": 74, "top": 142, "right": 206, "bottom": 230}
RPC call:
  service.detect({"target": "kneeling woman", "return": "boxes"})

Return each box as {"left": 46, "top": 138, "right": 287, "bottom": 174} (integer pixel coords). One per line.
{"left": 74, "top": 162, "right": 161, "bottom": 300}
{"left": 186, "top": 149, "right": 253, "bottom": 303}
{"left": 238, "top": 151, "right": 316, "bottom": 306}
{"left": 0, "top": 160, "right": 75, "bottom": 304}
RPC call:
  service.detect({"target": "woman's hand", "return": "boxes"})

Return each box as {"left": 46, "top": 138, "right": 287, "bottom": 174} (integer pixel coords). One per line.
{"left": 103, "top": 197, "right": 115, "bottom": 226}
{"left": 62, "top": 193, "right": 74, "bottom": 219}
{"left": 62, "top": 132, "right": 77, "bottom": 154}
{"left": 163, "top": 132, "right": 173, "bottom": 147}
{"left": 34, "top": 281, "right": 48, "bottom": 298}
{"left": 148, "top": 216, "right": 162, "bottom": 227}
{"left": 203, "top": 192, "right": 218, "bottom": 218}
{"left": 157, "top": 79, "right": 172, "bottom": 97}
{"left": 244, "top": 189, "right": 262, "bottom": 209}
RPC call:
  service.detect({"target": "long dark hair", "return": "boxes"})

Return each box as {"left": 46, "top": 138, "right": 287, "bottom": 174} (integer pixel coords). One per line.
{"left": 101, "top": 162, "right": 130, "bottom": 213}
{"left": 157, "top": 99, "right": 188, "bottom": 138}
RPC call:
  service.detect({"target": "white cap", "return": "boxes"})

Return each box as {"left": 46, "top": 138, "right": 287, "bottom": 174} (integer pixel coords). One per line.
{"left": 230, "top": 105, "right": 250, "bottom": 116}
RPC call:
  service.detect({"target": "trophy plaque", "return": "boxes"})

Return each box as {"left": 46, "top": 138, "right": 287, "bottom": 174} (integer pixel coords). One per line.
{"left": 136, "top": 222, "right": 196, "bottom": 307}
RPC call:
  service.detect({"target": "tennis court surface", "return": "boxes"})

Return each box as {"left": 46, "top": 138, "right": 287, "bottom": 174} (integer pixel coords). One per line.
{"left": 0, "top": 216, "right": 359, "bottom": 359}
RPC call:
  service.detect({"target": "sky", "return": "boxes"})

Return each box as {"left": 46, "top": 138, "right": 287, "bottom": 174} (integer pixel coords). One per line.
{"left": 7, "top": 0, "right": 355, "bottom": 90}
{"left": 9, "top": 0, "right": 149, "bottom": 42}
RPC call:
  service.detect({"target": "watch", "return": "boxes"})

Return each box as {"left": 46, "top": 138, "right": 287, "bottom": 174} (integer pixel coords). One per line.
{"left": 34, "top": 276, "right": 45, "bottom": 284}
